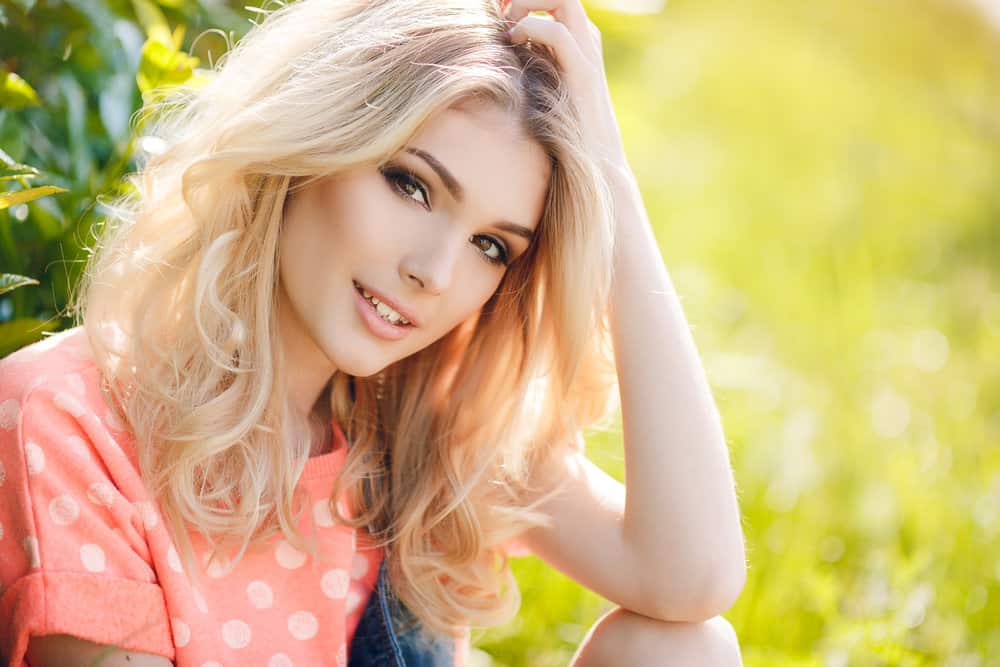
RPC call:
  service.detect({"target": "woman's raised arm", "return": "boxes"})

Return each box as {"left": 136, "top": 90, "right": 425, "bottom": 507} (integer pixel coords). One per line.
{"left": 505, "top": 0, "right": 746, "bottom": 622}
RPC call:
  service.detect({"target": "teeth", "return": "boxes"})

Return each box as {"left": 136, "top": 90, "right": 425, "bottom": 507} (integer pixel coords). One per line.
{"left": 357, "top": 283, "right": 410, "bottom": 325}
{"left": 375, "top": 301, "right": 402, "bottom": 324}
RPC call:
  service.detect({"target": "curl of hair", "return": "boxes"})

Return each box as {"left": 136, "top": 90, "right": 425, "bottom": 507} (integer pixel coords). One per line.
{"left": 70, "top": 0, "right": 618, "bottom": 640}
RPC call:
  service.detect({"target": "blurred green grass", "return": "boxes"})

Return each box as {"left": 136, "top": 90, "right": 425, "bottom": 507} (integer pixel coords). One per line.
{"left": 475, "top": 1, "right": 1000, "bottom": 665}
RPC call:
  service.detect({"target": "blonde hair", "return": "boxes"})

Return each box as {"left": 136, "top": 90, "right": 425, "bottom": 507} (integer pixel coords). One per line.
{"left": 70, "top": 0, "right": 618, "bottom": 638}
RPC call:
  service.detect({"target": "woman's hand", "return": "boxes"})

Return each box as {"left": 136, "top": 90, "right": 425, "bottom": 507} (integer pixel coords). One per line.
{"left": 502, "top": 0, "right": 629, "bottom": 172}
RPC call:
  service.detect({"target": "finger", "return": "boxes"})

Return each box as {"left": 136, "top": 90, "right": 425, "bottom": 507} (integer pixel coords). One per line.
{"left": 507, "top": 14, "right": 591, "bottom": 76}
{"left": 505, "top": 0, "right": 589, "bottom": 39}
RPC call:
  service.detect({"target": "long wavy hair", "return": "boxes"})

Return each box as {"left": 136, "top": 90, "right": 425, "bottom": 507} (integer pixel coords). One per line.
{"left": 70, "top": 0, "right": 618, "bottom": 638}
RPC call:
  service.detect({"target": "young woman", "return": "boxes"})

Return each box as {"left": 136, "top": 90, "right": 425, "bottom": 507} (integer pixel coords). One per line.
{"left": 0, "top": 0, "right": 746, "bottom": 664}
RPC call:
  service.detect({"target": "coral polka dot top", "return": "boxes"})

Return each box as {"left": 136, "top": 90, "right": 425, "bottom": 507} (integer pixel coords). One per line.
{"left": 0, "top": 326, "right": 385, "bottom": 666}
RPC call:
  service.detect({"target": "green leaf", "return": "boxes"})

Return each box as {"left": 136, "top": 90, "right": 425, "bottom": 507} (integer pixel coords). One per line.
{"left": 10, "top": 0, "right": 38, "bottom": 13}
{"left": 0, "top": 71, "right": 41, "bottom": 110}
{"left": 0, "top": 162, "right": 40, "bottom": 181}
{"left": 136, "top": 37, "right": 200, "bottom": 95}
{"left": 131, "top": 0, "right": 173, "bottom": 45}
{"left": 0, "top": 318, "right": 60, "bottom": 357}
{"left": 0, "top": 273, "right": 40, "bottom": 297}
{"left": 172, "top": 24, "right": 186, "bottom": 50}
{"left": 0, "top": 185, "right": 68, "bottom": 209}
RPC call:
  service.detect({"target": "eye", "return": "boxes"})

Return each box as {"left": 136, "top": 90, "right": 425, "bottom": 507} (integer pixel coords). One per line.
{"left": 381, "top": 165, "right": 430, "bottom": 209}
{"left": 382, "top": 163, "right": 510, "bottom": 268}
{"left": 471, "top": 235, "right": 509, "bottom": 267}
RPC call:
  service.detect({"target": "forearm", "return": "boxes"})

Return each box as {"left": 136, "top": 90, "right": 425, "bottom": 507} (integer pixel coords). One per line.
{"left": 605, "top": 163, "right": 746, "bottom": 616}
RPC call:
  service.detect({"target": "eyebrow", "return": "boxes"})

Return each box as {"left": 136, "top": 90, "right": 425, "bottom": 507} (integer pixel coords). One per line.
{"left": 404, "top": 147, "right": 536, "bottom": 241}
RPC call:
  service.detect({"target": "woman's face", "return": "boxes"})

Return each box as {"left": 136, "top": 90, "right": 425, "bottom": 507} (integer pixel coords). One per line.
{"left": 277, "top": 101, "right": 551, "bottom": 379}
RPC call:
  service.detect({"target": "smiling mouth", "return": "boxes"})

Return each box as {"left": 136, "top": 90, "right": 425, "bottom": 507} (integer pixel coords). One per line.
{"left": 353, "top": 281, "right": 413, "bottom": 327}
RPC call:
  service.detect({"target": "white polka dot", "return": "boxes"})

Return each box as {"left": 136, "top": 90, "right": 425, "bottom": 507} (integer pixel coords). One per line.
{"left": 200, "top": 662, "right": 222, "bottom": 667}
{"left": 171, "top": 618, "right": 191, "bottom": 647}
{"left": 287, "top": 611, "right": 318, "bottom": 640}
{"left": 350, "top": 551, "right": 369, "bottom": 579}
{"left": 167, "top": 545, "right": 183, "bottom": 573}
{"left": 336, "top": 643, "right": 347, "bottom": 667}
{"left": 48, "top": 494, "right": 80, "bottom": 526}
{"left": 53, "top": 391, "right": 86, "bottom": 418}
{"left": 206, "top": 558, "right": 230, "bottom": 578}
{"left": 193, "top": 589, "right": 209, "bottom": 613}
{"left": 0, "top": 460, "right": 6, "bottom": 487}
{"left": 269, "top": 654, "right": 294, "bottom": 667}
{"left": 202, "top": 551, "right": 232, "bottom": 578}
{"left": 221, "top": 619, "right": 252, "bottom": 649}
{"left": 23, "top": 536, "right": 40, "bottom": 568}
{"left": 80, "top": 543, "right": 106, "bottom": 572}
{"left": 66, "top": 435, "right": 89, "bottom": 457}
{"left": 313, "top": 499, "right": 335, "bottom": 527}
{"left": 25, "top": 375, "right": 49, "bottom": 392}
{"left": 320, "top": 569, "right": 350, "bottom": 599}
{"left": 0, "top": 521, "right": 4, "bottom": 541}
{"left": 346, "top": 589, "right": 362, "bottom": 614}
{"left": 65, "top": 373, "right": 86, "bottom": 397}
{"left": 0, "top": 399, "right": 20, "bottom": 431}
{"left": 247, "top": 580, "right": 274, "bottom": 609}
{"left": 133, "top": 501, "right": 159, "bottom": 529}
{"left": 275, "top": 540, "right": 307, "bottom": 569}
{"left": 25, "top": 442, "right": 45, "bottom": 475}
{"left": 87, "top": 481, "right": 116, "bottom": 507}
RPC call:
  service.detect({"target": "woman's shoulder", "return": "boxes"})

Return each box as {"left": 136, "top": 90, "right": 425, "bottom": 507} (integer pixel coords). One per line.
{"left": 1, "top": 325, "right": 139, "bottom": 474}
{"left": 1, "top": 325, "right": 101, "bottom": 399}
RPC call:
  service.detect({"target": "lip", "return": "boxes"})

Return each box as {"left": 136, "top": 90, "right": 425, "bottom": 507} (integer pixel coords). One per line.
{"left": 352, "top": 280, "right": 421, "bottom": 328}
{"left": 354, "top": 286, "right": 413, "bottom": 341}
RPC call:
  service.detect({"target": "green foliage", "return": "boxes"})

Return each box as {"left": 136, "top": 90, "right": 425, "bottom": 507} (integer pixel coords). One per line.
{"left": 2, "top": 0, "right": 998, "bottom": 665}
{"left": 0, "top": 68, "right": 40, "bottom": 108}
{"left": 0, "top": 0, "right": 244, "bottom": 343}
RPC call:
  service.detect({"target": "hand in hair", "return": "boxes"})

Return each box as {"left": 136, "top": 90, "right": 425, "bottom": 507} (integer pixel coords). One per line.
{"left": 503, "top": 0, "right": 628, "bottom": 172}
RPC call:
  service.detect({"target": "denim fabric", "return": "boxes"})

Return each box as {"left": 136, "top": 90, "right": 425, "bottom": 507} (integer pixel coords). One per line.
{"left": 349, "top": 559, "right": 456, "bottom": 666}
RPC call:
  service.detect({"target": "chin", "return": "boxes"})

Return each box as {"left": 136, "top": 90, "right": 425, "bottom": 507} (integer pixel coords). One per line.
{"left": 331, "top": 356, "right": 386, "bottom": 379}
{"left": 325, "top": 343, "right": 395, "bottom": 378}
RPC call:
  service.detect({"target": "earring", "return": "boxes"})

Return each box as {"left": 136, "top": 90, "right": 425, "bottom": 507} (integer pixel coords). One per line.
{"left": 375, "top": 372, "right": 385, "bottom": 401}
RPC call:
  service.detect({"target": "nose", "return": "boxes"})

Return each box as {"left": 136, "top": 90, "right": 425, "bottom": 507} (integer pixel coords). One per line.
{"left": 399, "top": 231, "right": 463, "bottom": 295}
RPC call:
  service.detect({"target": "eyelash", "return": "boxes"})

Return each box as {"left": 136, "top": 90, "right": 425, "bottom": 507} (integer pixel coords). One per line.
{"left": 380, "top": 164, "right": 511, "bottom": 267}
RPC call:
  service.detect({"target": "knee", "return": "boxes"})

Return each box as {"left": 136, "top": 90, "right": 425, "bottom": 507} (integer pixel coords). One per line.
{"left": 570, "top": 608, "right": 743, "bottom": 667}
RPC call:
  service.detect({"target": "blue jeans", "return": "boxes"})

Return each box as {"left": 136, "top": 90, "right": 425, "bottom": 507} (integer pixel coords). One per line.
{"left": 349, "top": 559, "right": 457, "bottom": 666}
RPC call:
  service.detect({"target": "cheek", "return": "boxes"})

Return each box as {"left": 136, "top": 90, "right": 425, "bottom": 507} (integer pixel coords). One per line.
{"left": 437, "top": 276, "right": 502, "bottom": 330}
{"left": 327, "top": 195, "right": 411, "bottom": 260}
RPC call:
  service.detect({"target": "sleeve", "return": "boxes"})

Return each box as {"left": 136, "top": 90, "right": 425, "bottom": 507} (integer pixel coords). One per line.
{"left": 0, "top": 385, "right": 173, "bottom": 666}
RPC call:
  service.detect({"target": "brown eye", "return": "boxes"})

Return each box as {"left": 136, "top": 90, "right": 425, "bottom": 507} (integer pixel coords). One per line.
{"left": 471, "top": 235, "right": 509, "bottom": 266}
{"left": 381, "top": 165, "right": 430, "bottom": 209}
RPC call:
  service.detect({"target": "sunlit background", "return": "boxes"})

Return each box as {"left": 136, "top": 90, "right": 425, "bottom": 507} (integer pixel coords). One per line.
{"left": 2, "top": 0, "right": 997, "bottom": 665}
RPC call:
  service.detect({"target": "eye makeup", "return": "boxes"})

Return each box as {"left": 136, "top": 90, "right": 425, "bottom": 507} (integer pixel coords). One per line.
{"left": 379, "top": 163, "right": 512, "bottom": 267}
